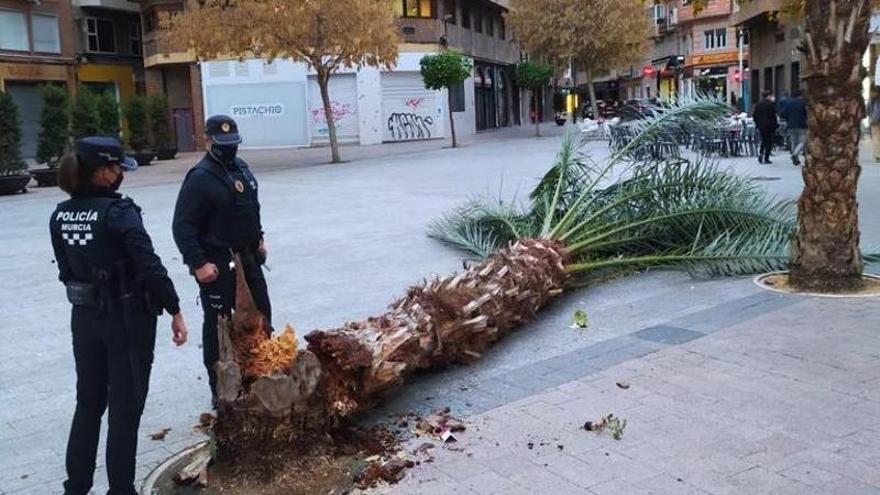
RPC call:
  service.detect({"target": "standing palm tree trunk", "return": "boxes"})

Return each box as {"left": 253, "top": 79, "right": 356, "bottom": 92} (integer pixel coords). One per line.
{"left": 789, "top": 0, "right": 870, "bottom": 290}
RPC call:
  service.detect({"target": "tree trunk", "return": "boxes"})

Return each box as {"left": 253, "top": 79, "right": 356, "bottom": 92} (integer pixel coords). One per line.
{"left": 448, "top": 89, "right": 457, "bottom": 148}
{"left": 534, "top": 89, "right": 541, "bottom": 137}
{"left": 789, "top": 0, "right": 869, "bottom": 291}
{"left": 212, "top": 239, "right": 569, "bottom": 454}
{"left": 586, "top": 68, "right": 598, "bottom": 122}
{"left": 318, "top": 69, "right": 342, "bottom": 163}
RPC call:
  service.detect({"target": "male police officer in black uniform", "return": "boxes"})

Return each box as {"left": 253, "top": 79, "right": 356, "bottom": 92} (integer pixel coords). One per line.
{"left": 50, "top": 136, "right": 188, "bottom": 495}
{"left": 172, "top": 115, "right": 271, "bottom": 402}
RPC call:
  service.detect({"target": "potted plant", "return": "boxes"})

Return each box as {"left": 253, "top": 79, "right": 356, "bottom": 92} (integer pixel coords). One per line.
{"left": 32, "top": 85, "right": 70, "bottom": 187}
{"left": 96, "top": 91, "right": 121, "bottom": 138}
{"left": 71, "top": 88, "right": 101, "bottom": 140}
{"left": 124, "top": 95, "right": 154, "bottom": 166}
{"left": 147, "top": 93, "right": 177, "bottom": 160}
{"left": 0, "top": 91, "right": 31, "bottom": 195}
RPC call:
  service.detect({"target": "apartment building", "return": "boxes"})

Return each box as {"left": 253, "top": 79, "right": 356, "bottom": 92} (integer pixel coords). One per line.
{"left": 0, "top": 0, "right": 75, "bottom": 157}
{"left": 140, "top": 0, "right": 522, "bottom": 151}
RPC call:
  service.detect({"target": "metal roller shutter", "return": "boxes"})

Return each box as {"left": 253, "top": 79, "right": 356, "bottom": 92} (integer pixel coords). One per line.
{"left": 381, "top": 72, "right": 440, "bottom": 142}
{"left": 5, "top": 82, "right": 43, "bottom": 159}
{"left": 307, "top": 74, "right": 359, "bottom": 144}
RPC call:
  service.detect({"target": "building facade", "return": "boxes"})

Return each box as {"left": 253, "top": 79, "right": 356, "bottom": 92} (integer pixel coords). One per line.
{"left": 1, "top": 0, "right": 76, "bottom": 158}
{"left": 679, "top": 0, "right": 748, "bottom": 107}
{"left": 731, "top": 0, "right": 801, "bottom": 110}
{"left": 139, "top": 0, "right": 521, "bottom": 152}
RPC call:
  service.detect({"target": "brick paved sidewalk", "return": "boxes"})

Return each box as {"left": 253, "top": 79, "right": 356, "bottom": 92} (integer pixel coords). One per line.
{"left": 368, "top": 291, "right": 880, "bottom": 495}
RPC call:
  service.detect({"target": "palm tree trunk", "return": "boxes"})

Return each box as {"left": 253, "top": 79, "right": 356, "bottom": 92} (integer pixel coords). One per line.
{"left": 586, "top": 68, "right": 598, "bottom": 122}
{"left": 211, "top": 239, "right": 569, "bottom": 454}
{"left": 448, "top": 89, "right": 457, "bottom": 148}
{"left": 534, "top": 88, "right": 541, "bottom": 137}
{"left": 318, "top": 68, "right": 342, "bottom": 163}
{"left": 789, "top": 0, "right": 869, "bottom": 291}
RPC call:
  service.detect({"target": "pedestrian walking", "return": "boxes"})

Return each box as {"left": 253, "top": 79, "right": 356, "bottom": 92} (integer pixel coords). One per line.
{"left": 50, "top": 136, "right": 188, "bottom": 495}
{"left": 172, "top": 115, "right": 272, "bottom": 404}
{"left": 753, "top": 91, "right": 779, "bottom": 164}
{"left": 869, "top": 86, "right": 880, "bottom": 162}
{"left": 781, "top": 90, "right": 807, "bottom": 166}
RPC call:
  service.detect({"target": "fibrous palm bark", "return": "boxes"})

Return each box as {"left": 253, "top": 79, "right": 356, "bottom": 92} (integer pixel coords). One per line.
{"left": 789, "top": 0, "right": 870, "bottom": 290}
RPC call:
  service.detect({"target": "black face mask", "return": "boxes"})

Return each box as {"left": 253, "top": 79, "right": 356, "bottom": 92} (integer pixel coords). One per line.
{"left": 210, "top": 143, "right": 238, "bottom": 165}
{"left": 110, "top": 170, "right": 124, "bottom": 191}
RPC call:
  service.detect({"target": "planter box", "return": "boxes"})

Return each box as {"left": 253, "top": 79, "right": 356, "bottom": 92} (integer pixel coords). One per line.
{"left": 30, "top": 168, "right": 59, "bottom": 187}
{"left": 0, "top": 175, "right": 31, "bottom": 195}
{"left": 156, "top": 148, "right": 178, "bottom": 161}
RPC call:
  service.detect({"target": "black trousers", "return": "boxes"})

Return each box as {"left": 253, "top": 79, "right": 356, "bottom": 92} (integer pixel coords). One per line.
{"left": 759, "top": 128, "right": 775, "bottom": 162}
{"left": 199, "top": 251, "right": 271, "bottom": 398}
{"left": 64, "top": 305, "right": 156, "bottom": 495}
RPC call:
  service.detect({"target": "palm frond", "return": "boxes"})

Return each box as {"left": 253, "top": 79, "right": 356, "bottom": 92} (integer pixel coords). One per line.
{"left": 427, "top": 198, "right": 533, "bottom": 258}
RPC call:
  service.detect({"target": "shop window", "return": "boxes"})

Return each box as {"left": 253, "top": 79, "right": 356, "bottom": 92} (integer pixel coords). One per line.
{"left": 32, "top": 13, "right": 60, "bottom": 53}
{"left": 0, "top": 10, "right": 29, "bottom": 51}
{"left": 403, "top": 0, "right": 434, "bottom": 18}
{"left": 86, "top": 18, "right": 116, "bottom": 53}
{"left": 450, "top": 81, "right": 465, "bottom": 112}
{"left": 130, "top": 22, "right": 142, "bottom": 56}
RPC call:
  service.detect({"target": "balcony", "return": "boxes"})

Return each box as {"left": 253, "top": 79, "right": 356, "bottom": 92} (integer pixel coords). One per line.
{"left": 72, "top": 0, "right": 140, "bottom": 13}
{"left": 142, "top": 30, "right": 194, "bottom": 67}
{"left": 397, "top": 17, "right": 444, "bottom": 45}
{"left": 731, "top": 0, "right": 784, "bottom": 25}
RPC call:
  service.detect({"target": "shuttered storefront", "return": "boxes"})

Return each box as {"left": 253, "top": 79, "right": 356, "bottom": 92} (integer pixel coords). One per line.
{"left": 381, "top": 72, "right": 440, "bottom": 142}
{"left": 5, "top": 82, "right": 43, "bottom": 159}
{"left": 307, "top": 74, "right": 359, "bottom": 144}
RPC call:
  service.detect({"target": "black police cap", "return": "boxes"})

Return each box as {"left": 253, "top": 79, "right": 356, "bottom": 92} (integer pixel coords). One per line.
{"left": 205, "top": 115, "right": 242, "bottom": 145}
{"left": 76, "top": 136, "right": 138, "bottom": 171}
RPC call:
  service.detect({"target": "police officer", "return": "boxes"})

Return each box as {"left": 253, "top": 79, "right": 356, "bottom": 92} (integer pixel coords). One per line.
{"left": 50, "top": 136, "right": 188, "bottom": 495}
{"left": 172, "top": 115, "right": 271, "bottom": 402}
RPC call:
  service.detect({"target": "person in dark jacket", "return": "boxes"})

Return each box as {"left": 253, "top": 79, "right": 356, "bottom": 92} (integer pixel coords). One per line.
{"left": 50, "top": 137, "right": 188, "bottom": 495}
{"left": 781, "top": 90, "right": 807, "bottom": 166}
{"left": 172, "top": 115, "right": 271, "bottom": 403}
{"left": 753, "top": 91, "right": 779, "bottom": 164}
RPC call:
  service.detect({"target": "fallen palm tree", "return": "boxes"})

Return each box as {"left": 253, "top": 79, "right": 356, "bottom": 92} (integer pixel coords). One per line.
{"left": 208, "top": 98, "right": 800, "bottom": 464}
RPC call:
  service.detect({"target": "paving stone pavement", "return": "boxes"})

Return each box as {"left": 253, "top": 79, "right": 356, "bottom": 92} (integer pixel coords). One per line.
{"left": 1, "top": 127, "right": 878, "bottom": 494}
{"left": 372, "top": 292, "right": 880, "bottom": 495}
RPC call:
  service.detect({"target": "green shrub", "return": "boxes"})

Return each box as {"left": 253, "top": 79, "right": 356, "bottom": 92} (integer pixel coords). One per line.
{"left": 124, "top": 95, "right": 149, "bottom": 151}
{"left": 36, "top": 84, "right": 70, "bottom": 168}
{"left": 147, "top": 93, "right": 173, "bottom": 149}
{"left": 0, "top": 91, "right": 25, "bottom": 176}
{"left": 71, "top": 88, "right": 101, "bottom": 139}
{"left": 96, "top": 92, "right": 121, "bottom": 137}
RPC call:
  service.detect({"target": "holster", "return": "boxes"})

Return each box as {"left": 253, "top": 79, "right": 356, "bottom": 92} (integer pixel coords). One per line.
{"left": 66, "top": 282, "right": 99, "bottom": 307}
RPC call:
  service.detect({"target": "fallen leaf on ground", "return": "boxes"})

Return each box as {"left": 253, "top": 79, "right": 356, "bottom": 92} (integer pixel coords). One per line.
{"left": 616, "top": 381, "right": 630, "bottom": 390}
{"left": 149, "top": 428, "right": 171, "bottom": 441}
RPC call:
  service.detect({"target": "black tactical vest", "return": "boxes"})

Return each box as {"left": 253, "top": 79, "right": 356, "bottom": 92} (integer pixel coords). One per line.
{"left": 189, "top": 158, "right": 261, "bottom": 251}
{"left": 50, "top": 196, "right": 136, "bottom": 290}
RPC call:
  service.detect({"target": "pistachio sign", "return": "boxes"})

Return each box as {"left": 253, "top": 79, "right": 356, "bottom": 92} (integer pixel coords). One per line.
{"left": 230, "top": 104, "right": 285, "bottom": 118}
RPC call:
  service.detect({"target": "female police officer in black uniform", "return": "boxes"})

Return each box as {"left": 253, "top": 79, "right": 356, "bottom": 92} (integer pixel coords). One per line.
{"left": 50, "top": 136, "right": 188, "bottom": 495}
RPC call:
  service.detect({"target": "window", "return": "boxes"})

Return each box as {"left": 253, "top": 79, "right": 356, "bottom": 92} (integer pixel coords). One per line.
{"left": 703, "top": 28, "right": 726, "bottom": 50}
{"left": 0, "top": 10, "right": 29, "bottom": 51}
{"left": 474, "top": 9, "right": 483, "bottom": 33}
{"left": 32, "top": 14, "right": 60, "bottom": 53}
{"left": 736, "top": 29, "right": 749, "bottom": 47}
{"left": 403, "top": 0, "right": 433, "bottom": 18}
{"left": 486, "top": 15, "right": 494, "bottom": 36}
{"left": 129, "top": 22, "right": 141, "bottom": 55}
{"left": 86, "top": 18, "right": 116, "bottom": 53}
{"left": 499, "top": 17, "right": 505, "bottom": 40}
{"left": 443, "top": 0, "right": 456, "bottom": 23}
{"left": 450, "top": 80, "right": 465, "bottom": 112}
{"left": 461, "top": 3, "right": 471, "bottom": 28}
